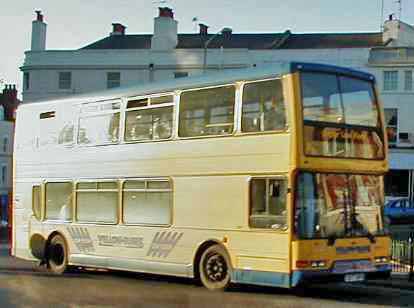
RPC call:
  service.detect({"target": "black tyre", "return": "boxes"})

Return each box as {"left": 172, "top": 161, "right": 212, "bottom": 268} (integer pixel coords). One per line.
{"left": 199, "top": 245, "right": 232, "bottom": 291}
{"left": 47, "top": 234, "right": 68, "bottom": 274}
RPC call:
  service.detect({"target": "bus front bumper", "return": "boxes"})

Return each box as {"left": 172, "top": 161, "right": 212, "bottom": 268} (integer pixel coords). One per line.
{"left": 291, "top": 264, "right": 391, "bottom": 287}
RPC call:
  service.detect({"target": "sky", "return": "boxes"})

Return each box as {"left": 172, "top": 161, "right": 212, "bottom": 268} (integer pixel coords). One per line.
{"left": 1, "top": 0, "right": 413, "bottom": 95}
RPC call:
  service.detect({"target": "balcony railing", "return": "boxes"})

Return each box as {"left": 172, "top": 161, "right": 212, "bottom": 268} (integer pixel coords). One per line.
{"left": 369, "top": 47, "right": 414, "bottom": 64}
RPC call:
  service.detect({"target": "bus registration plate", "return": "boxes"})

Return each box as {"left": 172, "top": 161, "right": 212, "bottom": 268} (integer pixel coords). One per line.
{"left": 344, "top": 273, "right": 365, "bottom": 282}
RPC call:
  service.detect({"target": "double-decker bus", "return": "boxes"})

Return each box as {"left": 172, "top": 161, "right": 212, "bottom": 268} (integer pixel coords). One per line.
{"left": 12, "top": 62, "right": 390, "bottom": 290}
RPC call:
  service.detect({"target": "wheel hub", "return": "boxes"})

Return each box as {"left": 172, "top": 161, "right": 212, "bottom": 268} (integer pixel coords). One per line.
{"left": 205, "top": 253, "right": 227, "bottom": 282}
{"left": 51, "top": 244, "right": 64, "bottom": 266}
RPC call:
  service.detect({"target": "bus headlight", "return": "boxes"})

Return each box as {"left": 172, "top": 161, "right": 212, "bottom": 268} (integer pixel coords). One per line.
{"left": 375, "top": 257, "right": 388, "bottom": 263}
{"left": 296, "top": 260, "right": 327, "bottom": 269}
{"left": 311, "top": 260, "right": 326, "bottom": 268}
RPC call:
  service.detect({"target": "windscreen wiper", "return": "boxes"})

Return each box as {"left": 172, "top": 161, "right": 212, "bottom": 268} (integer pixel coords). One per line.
{"left": 327, "top": 234, "right": 337, "bottom": 246}
{"left": 365, "top": 231, "right": 376, "bottom": 244}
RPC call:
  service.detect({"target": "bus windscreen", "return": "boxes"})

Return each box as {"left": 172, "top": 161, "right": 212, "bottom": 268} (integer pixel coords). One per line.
{"left": 295, "top": 172, "right": 386, "bottom": 240}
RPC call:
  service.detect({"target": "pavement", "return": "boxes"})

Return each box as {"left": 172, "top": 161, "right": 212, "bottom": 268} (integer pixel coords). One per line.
{"left": 0, "top": 225, "right": 8, "bottom": 243}
{"left": 365, "top": 272, "right": 414, "bottom": 290}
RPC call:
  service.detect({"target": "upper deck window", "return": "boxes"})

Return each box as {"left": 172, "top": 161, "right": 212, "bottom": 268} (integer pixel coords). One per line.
{"left": 241, "top": 79, "right": 286, "bottom": 133}
{"left": 178, "top": 85, "right": 235, "bottom": 137}
{"left": 125, "top": 95, "right": 174, "bottom": 142}
{"left": 302, "top": 73, "right": 378, "bottom": 128}
{"left": 301, "top": 72, "right": 384, "bottom": 159}
{"left": 78, "top": 100, "right": 121, "bottom": 145}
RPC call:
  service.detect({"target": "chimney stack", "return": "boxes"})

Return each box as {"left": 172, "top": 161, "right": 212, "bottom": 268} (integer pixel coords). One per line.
{"left": 1, "top": 85, "right": 19, "bottom": 121}
{"left": 31, "top": 10, "right": 47, "bottom": 51}
{"left": 199, "top": 24, "right": 209, "bottom": 36}
{"left": 111, "top": 23, "right": 126, "bottom": 36}
{"left": 3, "top": 85, "right": 17, "bottom": 101}
{"left": 222, "top": 27, "right": 233, "bottom": 40}
{"left": 151, "top": 7, "right": 178, "bottom": 51}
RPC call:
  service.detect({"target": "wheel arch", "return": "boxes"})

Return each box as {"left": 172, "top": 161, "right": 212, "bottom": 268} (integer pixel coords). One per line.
{"left": 29, "top": 233, "right": 47, "bottom": 260}
{"left": 192, "top": 239, "right": 233, "bottom": 281}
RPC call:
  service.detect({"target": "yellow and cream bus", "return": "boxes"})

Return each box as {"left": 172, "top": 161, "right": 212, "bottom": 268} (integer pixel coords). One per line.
{"left": 12, "top": 62, "right": 390, "bottom": 290}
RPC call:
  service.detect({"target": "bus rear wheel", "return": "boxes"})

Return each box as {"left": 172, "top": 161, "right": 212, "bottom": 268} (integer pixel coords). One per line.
{"left": 199, "top": 245, "right": 231, "bottom": 291}
{"left": 47, "top": 234, "right": 68, "bottom": 274}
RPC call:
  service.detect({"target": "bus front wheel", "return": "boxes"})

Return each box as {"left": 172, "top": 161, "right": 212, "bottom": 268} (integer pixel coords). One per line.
{"left": 199, "top": 245, "right": 231, "bottom": 291}
{"left": 47, "top": 234, "right": 68, "bottom": 274}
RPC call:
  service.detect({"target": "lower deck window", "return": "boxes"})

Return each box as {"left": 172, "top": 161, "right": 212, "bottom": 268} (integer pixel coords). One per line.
{"left": 76, "top": 182, "right": 118, "bottom": 223}
{"left": 249, "top": 178, "right": 287, "bottom": 230}
{"left": 123, "top": 179, "right": 172, "bottom": 225}
{"left": 45, "top": 182, "right": 73, "bottom": 221}
{"left": 32, "top": 185, "right": 41, "bottom": 221}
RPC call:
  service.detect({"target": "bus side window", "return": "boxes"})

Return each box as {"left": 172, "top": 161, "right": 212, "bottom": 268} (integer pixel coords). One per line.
{"left": 45, "top": 182, "right": 73, "bottom": 221}
{"left": 241, "top": 79, "right": 286, "bottom": 133}
{"left": 76, "top": 181, "right": 118, "bottom": 223}
{"left": 78, "top": 100, "right": 121, "bottom": 145}
{"left": 32, "top": 185, "right": 41, "bottom": 221}
{"left": 123, "top": 179, "right": 172, "bottom": 225}
{"left": 125, "top": 95, "right": 174, "bottom": 142}
{"left": 249, "top": 178, "right": 287, "bottom": 230}
{"left": 179, "top": 85, "right": 236, "bottom": 137}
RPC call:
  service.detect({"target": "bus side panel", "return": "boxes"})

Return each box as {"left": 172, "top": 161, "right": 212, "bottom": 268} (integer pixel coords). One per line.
{"left": 174, "top": 175, "right": 291, "bottom": 285}
{"left": 13, "top": 181, "right": 35, "bottom": 260}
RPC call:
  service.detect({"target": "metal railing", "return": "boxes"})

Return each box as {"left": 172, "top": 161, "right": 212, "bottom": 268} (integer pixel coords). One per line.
{"left": 391, "top": 232, "right": 414, "bottom": 280}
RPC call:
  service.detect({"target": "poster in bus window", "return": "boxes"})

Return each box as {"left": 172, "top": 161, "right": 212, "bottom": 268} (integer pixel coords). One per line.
{"left": 304, "top": 125, "right": 384, "bottom": 159}
{"left": 318, "top": 174, "right": 347, "bottom": 211}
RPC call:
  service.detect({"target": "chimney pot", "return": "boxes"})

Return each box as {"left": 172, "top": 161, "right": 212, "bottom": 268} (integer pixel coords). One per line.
{"left": 35, "top": 10, "right": 43, "bottom": 22}
{"left": 159, "top": 7, "right": 174, "bottom": 19}
{"left": 111, "top": 23, "right": 126, "bottom": 36}
{"left": 199, "top": 23, "right": 209, "bottom": 35}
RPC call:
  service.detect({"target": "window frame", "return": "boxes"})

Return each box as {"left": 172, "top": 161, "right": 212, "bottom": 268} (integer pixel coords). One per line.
{"left": 174, "top": 72, "right": 189, "bottom": 79}
{"left": 177, "top": 84, "right": 237, "bottom": 139}
{"left": 77, "top": 99, "right": 122, "bottom": 147}
{"left": 2, "top": 137, "right": 7, "bottom": 153}
{"left": 240, "top": 77, "right": 288, "bottom": 135}
{"left": 404, "top": 70, "right": 413, "bottom": 91}
{"left": 1, "top": 165, "right": 6, "bottom": 186}
{"left": 58, "top": 71, "right": 72, "bottom": 90}
{"left": 75, "top": 179, "right": 119, "bottom": 225}
{"left": 383, "top": 70, "right": 399, "bottom": 92}
{"left": 384, "top": 108, "right": 398, "bottom": 146}
{"left": 122, "top": 177, "right": 173, "bottom": 227}
{"left": 124, "top": 93, "right": 175, "bottom": 144}
{"left": 248, "top": 175, "right": 289, "bottom": 232}
{"left": 107, "top": 72, "right": 121, "bottom": 89}
{"left": 23, "top": 72, "right": 30, "bottom": 90}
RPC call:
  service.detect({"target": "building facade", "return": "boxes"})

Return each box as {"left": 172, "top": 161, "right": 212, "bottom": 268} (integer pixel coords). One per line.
{"left": 0, "top": 85, "right": 19, "bottom": 224}
{"left": 20, "top": 9, "right": 414, "bottom": 200}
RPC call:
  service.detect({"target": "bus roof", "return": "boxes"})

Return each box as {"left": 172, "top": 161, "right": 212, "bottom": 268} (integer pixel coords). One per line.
{"left": 21, "top": 62, "right": 375, "bottom": 108}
